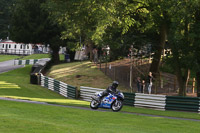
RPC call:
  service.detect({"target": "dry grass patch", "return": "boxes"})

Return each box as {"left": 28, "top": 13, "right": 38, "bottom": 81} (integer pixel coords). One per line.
{"left": 48, "top": 61, "right": 127, "bottom": 90}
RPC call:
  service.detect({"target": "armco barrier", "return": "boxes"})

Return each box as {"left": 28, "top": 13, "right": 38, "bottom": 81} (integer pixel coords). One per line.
{"left": 134, "top": 93, "right": 166, "bottom": 110}
{"left": 123, "top": 92, "right": 135, "bottom": 106}
{"left": 199, "top": 101, "right": 200, "bottom": 113}
{"left": 14, "top": 58, "right": 50, "bottom": 65}
{"left": 80, "top": 86, "right": 104, "bottom": 101}
{"left": 166, "top": 96, "right": 200, "bottom": 112}
{"left": 41, "top": 74, "right": 77, "bottom": 99}
{"left": 41, "top": 81, "right": 200, "bottom": 112}
{"left": 80, "top": 86, "right": 136, "bottom": 106}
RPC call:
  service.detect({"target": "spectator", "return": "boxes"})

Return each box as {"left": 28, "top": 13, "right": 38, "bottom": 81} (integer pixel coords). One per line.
{"left": 146, "top": 72, "right": 153, "bottom": 94}
{"left": 136, "top": 77, "right": 142, "bottom": 93}
{"left": 38, "top": 46, "right": 42, "bottom": 53}
{"left": 93, "top": 48, "right": 98, "bottom": 63}
{"left": 141, "top": 80, "right": 145, "bottom": 93}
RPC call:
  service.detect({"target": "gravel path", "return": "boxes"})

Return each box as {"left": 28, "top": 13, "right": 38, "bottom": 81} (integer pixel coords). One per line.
{"left": 0, "top": 97, "right": 200, "bottom": 122}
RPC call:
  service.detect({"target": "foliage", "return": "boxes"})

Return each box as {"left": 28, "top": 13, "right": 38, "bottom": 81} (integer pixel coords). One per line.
{"left": 165, "top": 0, "right": 200, "bottom": 96}
{"left": 0, "top": 0, "right": 14, "bottom": 39}
{"left": 6, "top": 0, "right": 200, "bottom": 96}
{"left": 10, "top": 0, "right": 64, "bottom": 63}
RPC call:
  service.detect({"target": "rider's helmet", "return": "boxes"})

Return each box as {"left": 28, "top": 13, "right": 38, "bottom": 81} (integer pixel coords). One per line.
{"left": 112, "top": 81, "right": 119, "bottom": 89}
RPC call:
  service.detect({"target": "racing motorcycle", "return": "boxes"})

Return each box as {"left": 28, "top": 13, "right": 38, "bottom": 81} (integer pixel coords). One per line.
{"left": 90, "top": 91, "right": 124, "bottom": 112}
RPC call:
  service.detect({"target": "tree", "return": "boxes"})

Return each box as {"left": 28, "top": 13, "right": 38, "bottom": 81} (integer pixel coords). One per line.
{"left": 190, "top": 2, "right": 200, "bottom": 97}
{"left": 167, "top": 0, "right": 200, "bottom": 96}
{"left": 0, "top": 0, "right": 14, "bottom": 39}
{"left": 45, "top": 0, "right": 119, "bottom": 60}
{"left": 10, "top": 0, "right": 63, "bottom": 63}
{"left": 44, "top": 0, "right": 152, "bottom": 62}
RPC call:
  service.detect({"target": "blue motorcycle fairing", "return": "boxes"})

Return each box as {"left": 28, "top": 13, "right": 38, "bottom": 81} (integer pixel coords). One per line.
{"left": 98, "top": 93, "right": 117, "bottom": 109}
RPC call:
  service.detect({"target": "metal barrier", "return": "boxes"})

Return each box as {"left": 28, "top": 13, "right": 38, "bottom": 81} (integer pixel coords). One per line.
{"left": 14, "top": 58, "right": 50, "bottom": 65}
{"left": 72, "top": 86, "right": 200, "bottom": 112}
{"left": 199, "top": 102, "right": 200, "bottom": 113}
{"left": 41, "top": 74, "right": 77, "bottom": 99}
{"left": 80, "top": 86, "right": 135, "bottom": 106}
{"left": 166, "top": 96, "right": 200, "bottom": 112}
{"left": 80, "top": 86, "right": 104, "bottom": 101}
{"left": 123, "top": 92, "right": 135, "bottom": 106}
{"left": 134, "top": 93, "right": 166, "bottom": 110}
{"left": 0, "top": 49, "right": 32, "bottom": 55}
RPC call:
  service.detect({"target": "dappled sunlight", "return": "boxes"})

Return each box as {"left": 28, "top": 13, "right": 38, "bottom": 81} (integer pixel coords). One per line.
{"left": 49, "top": 61, "right": 92, "bottom": 79}
{"left": 0, "top": 81, "right": 21, "bottom": 89}
{"left": 91, "top": 65, "right": 97, "bottom": 69}
{"left": 50, "top": 61, "right": 91, "bottom": 74}
{"left": 50, "top": 68, "right": 78, "bottom": 79}
{"left": 0, "top": 95, "right": 90, "bottom": 106}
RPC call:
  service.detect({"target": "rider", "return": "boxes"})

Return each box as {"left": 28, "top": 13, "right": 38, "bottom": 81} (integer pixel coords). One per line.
{"left": 97, "top": 81, "right": 119, "bottom": 102}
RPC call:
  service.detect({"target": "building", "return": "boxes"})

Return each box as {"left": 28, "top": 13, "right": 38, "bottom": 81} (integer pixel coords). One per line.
{"left": 0, "top": 40, "right": 66, "bottom": 55}
{"left": 0, "top": 40, "right": 33, "bottom": 55}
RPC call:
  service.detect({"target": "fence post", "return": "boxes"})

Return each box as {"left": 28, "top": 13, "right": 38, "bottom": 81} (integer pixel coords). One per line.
{"left": 192, "top": 78, "right": 196, "bottom": 94}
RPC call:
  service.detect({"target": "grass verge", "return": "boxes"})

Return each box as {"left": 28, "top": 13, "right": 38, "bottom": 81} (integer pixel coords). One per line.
{"left": 0, "top": 63, "right": 199, "bottom": 121}
{"left": 0, "top": 55, "right": 19, "bottom": 62}
{"left": 0, "top": 66, "right": 64, "bottom": 99}
{"left": 0, "top": 54, "right": 65, "bottom": 62}
{"left": 0, "top": 100, "right": 199, "bottom": 133}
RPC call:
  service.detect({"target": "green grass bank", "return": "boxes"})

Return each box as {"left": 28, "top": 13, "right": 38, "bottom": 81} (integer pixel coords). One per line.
{"left": 0, "top": 100, "right": 199, "bottom": 133}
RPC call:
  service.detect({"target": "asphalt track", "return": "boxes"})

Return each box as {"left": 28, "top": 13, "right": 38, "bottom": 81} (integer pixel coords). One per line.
{"left": 0, "top": 97, "right": 200, "bottom": 122}
{"left": 0, "top": 60, "right": 24, "bottom": 73}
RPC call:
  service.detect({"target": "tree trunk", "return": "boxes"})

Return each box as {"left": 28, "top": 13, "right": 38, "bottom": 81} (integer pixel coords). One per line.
{"left": 86, "top": 40, "right": 94, "bottom": 61}
{"left": 194, "top": 10, "right": 200, "bottom": 97}
{"left": 150, "top": 23, "right": 167, "bottom": 75}
{"left": 196, "top": 72, "right": 200, "bottom": 97}
{"left": 178, "top": 69, "right": 190, "bottom": 96}
{"left": 175, "top": 61, "right": 185, "bottom": 96}
{"left": 172, "top": 45, "right": 189, "bottom": 96}
{"left": 50, "top": 45, "right": 60, "bottom": 64}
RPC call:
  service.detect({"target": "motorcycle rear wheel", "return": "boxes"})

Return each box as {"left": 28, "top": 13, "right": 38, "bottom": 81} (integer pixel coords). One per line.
{"left": 90, "top": 100, "right": 99, "bottom": 109}
{"left": 111, "top": 100, "right": 123, "bottom": 112}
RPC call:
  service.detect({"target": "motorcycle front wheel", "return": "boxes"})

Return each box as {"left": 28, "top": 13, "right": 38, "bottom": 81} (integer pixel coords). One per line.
{"left": 111, "top": 100, "right": 123, "bottom": 112}
{"left": 90, "top": 100, "right": 99, "bottom": 109}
